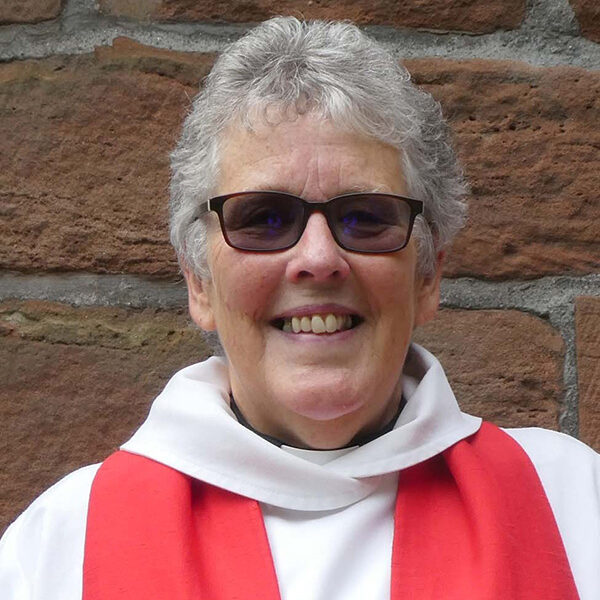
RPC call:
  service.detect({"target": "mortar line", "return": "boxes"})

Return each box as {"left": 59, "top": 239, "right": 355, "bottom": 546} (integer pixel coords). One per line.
{"left": 549, "top": 305, "right": 579, "bottom": 437}
{"left": 1, "top": 17, "right": 599, "bottom": 69}
{"left": 1, "top": 272, "right": 599, "bottom": 308}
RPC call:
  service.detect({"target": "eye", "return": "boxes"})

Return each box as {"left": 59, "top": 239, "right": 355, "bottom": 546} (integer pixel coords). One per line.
{"left": 241, "top": 207, "right": 284, "bottom": 229}
{"left": 340, "top": 207, "right": 391, "bottom": 238}
{"left": 342, "top": 209, "right": 386, "bottom": 227}
{"left": 223, "top": 194, "right": 296, "bottom": 238}
{"left": 335, "top": 195, "right": 410, "bottom": 238}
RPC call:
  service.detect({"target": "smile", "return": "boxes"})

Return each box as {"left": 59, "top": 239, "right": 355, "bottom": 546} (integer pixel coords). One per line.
{"left": 273, "top": 313, "right": 362, "bottom": 334}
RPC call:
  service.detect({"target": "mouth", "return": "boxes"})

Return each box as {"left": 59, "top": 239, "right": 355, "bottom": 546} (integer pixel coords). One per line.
{"left": 271, "top": 312, "right": 363, "bottom": 334}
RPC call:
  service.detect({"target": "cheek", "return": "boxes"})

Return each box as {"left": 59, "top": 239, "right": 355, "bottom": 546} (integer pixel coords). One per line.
{"left": 362, "top": 254, "right": 416, "bottom": 304}
{"left": 209, "top": 248, "right": 283, "bottom": 324}
{"left": 361, "top": 259, "right": 418, "bottom": 338}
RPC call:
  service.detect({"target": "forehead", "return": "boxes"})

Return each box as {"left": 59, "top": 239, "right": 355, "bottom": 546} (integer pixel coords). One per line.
{"left": 216, "top": 114, "right": 406, "bottom": 198}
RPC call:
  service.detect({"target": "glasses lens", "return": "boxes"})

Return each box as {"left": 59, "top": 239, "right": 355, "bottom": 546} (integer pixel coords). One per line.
{"left": 330, "top": 194, "right": 412, "bottom": 252}
{"left": 221, "top": 192, "right": 304, "bottom": 250}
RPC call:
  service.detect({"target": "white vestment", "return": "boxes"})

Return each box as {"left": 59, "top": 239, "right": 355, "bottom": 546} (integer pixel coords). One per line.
{"left": 1, "top": 345, "right": 599, "bottom": 600}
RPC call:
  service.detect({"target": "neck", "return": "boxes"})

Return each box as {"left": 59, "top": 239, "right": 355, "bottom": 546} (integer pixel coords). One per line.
{"left": 230, "top": 394, "right": 405, "bottom": 450}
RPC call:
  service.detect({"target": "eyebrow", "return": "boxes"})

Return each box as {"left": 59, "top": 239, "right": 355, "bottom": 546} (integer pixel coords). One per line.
{"left": 345, "top": 184, "right": 393, "bottom": 194}
{"left": 244, "top": 184, "right": 396, "bottom": 197}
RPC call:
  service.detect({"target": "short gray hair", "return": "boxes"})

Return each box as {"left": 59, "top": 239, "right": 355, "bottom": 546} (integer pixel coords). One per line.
{"left": 170, "top": 17, "right": 467, "bottom": 280}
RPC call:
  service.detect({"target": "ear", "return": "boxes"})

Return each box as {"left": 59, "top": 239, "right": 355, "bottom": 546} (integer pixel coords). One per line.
{"left": 182, "top": 265, "right": 217, "bottom": 331}
{"left": 414, "top": 250, "right": 444, "bottom": 327}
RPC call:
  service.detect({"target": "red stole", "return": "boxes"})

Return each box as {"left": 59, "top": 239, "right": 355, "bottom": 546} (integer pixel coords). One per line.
{"left": 83, "top": 422, "right": 580, "bottom": 599}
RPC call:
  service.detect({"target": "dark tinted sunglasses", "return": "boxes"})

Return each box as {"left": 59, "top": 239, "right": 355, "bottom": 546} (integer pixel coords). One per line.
{"left": 206, "top": 191, "right": 423, "bottom": 253}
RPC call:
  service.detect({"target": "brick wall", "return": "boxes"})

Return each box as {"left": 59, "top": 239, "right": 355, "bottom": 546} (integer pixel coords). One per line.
{"left": 0, "top": 0, "right": 599, "bottom": 534}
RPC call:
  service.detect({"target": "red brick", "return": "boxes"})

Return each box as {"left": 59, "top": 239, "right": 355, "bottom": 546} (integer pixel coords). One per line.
{"left": 0, "top": 299, "right": 211, "bottom": 535}
{"left": 569, "top": 0, "right": 600, "bottom": 43}
{"left": 98, "top": 0, "right": 525, "bottom": 33}
{"left": 406, "top": 59, "right": 600, "bottom": 279}
{"left": 0, "top": 39, "right": 215, "bottom": 278}
{"left": 0, "top": 0, "right": 61, "bottom": 23}
{"left": 413, "top": 309, "right": 565, "bottom": 428}
{"left": 575, "top": 296, "right": 600, "bottom": 452}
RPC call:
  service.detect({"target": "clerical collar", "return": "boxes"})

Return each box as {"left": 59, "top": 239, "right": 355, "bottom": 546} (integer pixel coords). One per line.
{"left": 229, "top": 395, "right": 406, "bottom": 451}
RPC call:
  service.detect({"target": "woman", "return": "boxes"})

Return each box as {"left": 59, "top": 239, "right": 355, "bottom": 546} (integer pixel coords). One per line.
{"left": 1, "top": 17, "right": 599, "bottom": 600}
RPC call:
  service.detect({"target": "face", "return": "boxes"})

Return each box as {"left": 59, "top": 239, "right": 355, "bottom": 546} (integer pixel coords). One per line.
{"left": 186, "top": 114, "right": 442, "bottom": 449}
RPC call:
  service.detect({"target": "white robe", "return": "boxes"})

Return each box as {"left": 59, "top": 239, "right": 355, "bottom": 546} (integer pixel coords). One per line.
{"left": 1, "top": 345, "right": 599, "bottom": 600}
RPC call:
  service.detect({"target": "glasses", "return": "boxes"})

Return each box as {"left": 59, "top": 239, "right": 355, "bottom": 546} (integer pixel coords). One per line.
{"left": 206, "top": 191, "right": 423, "bottom": 253}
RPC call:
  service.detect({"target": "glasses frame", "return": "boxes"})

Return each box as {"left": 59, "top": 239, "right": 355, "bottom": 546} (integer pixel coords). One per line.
{"left": 206, "top": 190, "right": 424, "bottom": 254}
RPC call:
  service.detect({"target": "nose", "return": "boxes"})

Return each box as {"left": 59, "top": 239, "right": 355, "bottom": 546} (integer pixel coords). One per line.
{"left": 284, "top": 212, "right": 351, "bottom": 283}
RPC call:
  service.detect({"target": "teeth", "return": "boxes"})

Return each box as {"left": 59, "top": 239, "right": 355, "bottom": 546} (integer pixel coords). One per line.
{"left": 325, "top": 314, "right": 337, "bottom": 333}
{"left": 311, "top": 315, "right": 326, "bottom": 333}
{"left": 281, "top": 313, "right": 356, "bottom": 335}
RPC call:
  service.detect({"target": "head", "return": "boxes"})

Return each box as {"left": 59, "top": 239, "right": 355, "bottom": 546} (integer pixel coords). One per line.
{"left": 169, "top": 17, "right": 467, "bottom": 448}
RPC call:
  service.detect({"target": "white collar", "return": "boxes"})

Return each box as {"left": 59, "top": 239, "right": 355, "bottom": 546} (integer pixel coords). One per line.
{"left": 121, "top": 344, "right": 481, "bottom": 510}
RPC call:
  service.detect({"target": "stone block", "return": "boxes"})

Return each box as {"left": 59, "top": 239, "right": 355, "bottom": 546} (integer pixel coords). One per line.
{"left": 406, "top": 59, "right": 600, "bottom": 279}
{"left": 0, "top": 299, "right": 211, "bottom": 535}
{"left": 0, "top": 0, "right": 61, "bottom": 23}
{"left": 2, "top": 48, "right": 599, "bottom": 280}
{"left": 413, "top": 308, "right": 565, "bottom": 428}
{"left": 575, "top": 296, "right": 600, "bottom": 451}
{"left": 569, "top": 0, "right": 600, "bottom": 43}
{"left": 0, "top": 301, "right": 573, "bottom": 534}
{"left": 98, "top": 0, "right": 525, "bottom": 32}
{"left": 0, "top": 38, "right": 214, "bottom": 278}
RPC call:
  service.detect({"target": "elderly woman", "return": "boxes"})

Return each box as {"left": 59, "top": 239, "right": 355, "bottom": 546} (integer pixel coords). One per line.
{"left": 1, "top": 17, "right": 599, "bottom": 600}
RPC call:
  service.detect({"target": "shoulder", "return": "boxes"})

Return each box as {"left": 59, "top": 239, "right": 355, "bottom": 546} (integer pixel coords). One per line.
{"left": 3, "top": 463, "right": 101, "bottom": 538}
{"left": 0, "top": 464, "right": 100, "bottom": 600}
{"left": 503, "top": 427, "right": 600, "bottom": 600}
{"left": 502, "top": 426, "right": 599, "bottom": 510}
{"left": 503, "top": 426, "right": 599, "bottom": 477}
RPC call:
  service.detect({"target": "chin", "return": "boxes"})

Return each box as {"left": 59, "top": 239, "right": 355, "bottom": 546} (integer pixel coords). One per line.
{"left": 283, "top": 388, "right": 366, "bottom": 422}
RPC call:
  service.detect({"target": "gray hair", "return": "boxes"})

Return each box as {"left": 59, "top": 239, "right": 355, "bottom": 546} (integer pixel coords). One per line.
{"left": 170, "top": 17, "right": 467, "bottom": 280}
